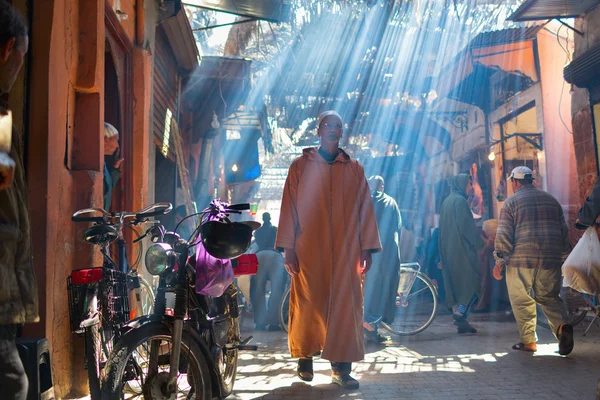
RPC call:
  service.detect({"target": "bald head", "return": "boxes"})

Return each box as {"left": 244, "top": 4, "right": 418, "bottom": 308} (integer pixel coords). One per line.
{"left": 368, "top": 175, "right": 384, "bottom": 192}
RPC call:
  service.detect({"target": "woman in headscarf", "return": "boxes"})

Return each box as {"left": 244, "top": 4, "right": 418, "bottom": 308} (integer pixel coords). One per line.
{"left": 438, "top": 174, "right": 484, "bottom": 333}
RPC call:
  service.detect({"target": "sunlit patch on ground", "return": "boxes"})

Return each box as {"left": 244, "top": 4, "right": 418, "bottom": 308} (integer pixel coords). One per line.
{"left": 64, "top": 314, "right": 600, "bottom": 399}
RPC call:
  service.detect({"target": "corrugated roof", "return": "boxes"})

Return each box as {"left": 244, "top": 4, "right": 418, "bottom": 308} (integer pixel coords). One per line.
{"left": 509, "top": 0, "right": 600, "bottom": 22}
{"left": 470, "top": 25, "right": 545, "bottom": 48}
{"left": 185, "top": 0, "right": 290, "bottom": 23}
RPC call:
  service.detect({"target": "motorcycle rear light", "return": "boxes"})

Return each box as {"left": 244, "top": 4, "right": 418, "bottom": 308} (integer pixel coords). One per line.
{"left": 70, "top": 268, "right": 103, "bottom": 285}
{"left": 233, "top": 254, "right": 258, "bottom": 277}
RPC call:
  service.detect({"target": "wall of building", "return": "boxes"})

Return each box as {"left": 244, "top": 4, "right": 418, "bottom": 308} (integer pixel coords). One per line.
{"left": 23, "top": 0, "right": 157, "bottom": 396}
{"left": 571, "top": 7, "right": 600, "bottom": 206}
{"left": 537, "top": 29, "right": 579, "bottom": 237}
{"left": 427, "top": 100, "right": 485, "bottom": 181}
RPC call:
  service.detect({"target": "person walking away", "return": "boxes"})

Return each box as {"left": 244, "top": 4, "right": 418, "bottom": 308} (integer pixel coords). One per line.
{"left": 473, "top": 219, "right": 496, "bottom": 311}
{"left": 103, "top": 122, "right": 124, "bottom": 211}
{"left": 438, "top": 174, "right": 483, "bottom": 334}
{"left": 0, "top": 3, "right": 39, "bottom": 398}
{"left": 493, "top": 166, "right": 574, "bottom": 354}
{"left": 426, "top": 227, "right": 445, "bottom": 301}
{"left": 250, "top": 212, "right": 287, "bottom": 331}
{"left": 363, "top": 175, "right": 402, "bottom": 343}
{"left": 277, "top": 110, "right": 381, "bottom": 389}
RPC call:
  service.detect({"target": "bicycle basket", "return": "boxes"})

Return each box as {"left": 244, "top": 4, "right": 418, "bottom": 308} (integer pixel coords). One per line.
{"left": 398, "top": 263, "right": 420, "bottom": 294}
{"left": 67, "top": 267, "right": 130, "bottom": 334}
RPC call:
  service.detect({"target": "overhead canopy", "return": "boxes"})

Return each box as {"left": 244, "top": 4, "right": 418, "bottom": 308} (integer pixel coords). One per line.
{"left": 184, "top": 0, "right": 291, "bottom": 23}
{"left": 564, "top": 41, "right": 600, "bottom": 102}
{"left": 184, "top": 57, "right": 252, "bottom": 140}
{"left": 160, "top": 8, "right": 200, "bottom": 71}
{"left": 509, "top": 0, "right": 600, "bottom": 21}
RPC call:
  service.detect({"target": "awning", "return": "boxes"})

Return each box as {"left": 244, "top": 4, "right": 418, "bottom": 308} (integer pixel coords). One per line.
{"left": 509, "top": 0, "right": 600, "bottom": 22}
{"left": 435, "top": 27, "right": 541, "bottom": 112}
{"left": 222, "top": 110, "right": 260, "bottom": 131}
{"left": 160, "top": 8, "right": 200, "bottom": 71}
{"left": 564, "top": 41, "right": 600, "bottom": 102}
{"left": 184, "top": 0, "right": 291, "bottom": 23}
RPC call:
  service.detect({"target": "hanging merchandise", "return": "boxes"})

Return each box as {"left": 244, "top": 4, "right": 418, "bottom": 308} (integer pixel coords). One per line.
{"left": 495, "top": 167, "right": 507, "bottom": 202}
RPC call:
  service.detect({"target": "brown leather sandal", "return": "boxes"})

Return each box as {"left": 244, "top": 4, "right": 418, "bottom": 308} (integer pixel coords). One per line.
{"left": 297, "top": 357, "right": 314, "bottom": 382}
{"left": 512, "top": 342, "right": 537, "bottom": 352}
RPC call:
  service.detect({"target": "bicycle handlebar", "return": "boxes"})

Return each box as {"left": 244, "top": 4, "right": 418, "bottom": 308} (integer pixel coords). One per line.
{"left": 71, "top": 208, "right": 111, "bottom": 223}
{"left": 226, "top": 203, "right": 250, "bottom": 211}
{"left": 72, "top": 202, "right": 173, "bottom": 224}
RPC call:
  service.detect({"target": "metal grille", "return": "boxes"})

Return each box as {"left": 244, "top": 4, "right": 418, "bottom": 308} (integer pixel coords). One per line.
{"left": 67, "top": 268, "right": 130, "bottom": 334}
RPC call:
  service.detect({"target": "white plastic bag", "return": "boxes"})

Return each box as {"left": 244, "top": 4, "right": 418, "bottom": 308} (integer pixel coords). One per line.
{"left": 562, "top": 227, "right": 600, "bottom": 295}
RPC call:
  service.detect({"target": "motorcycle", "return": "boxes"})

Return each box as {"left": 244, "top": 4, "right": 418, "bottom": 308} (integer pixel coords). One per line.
{"left": 102, "top": 199, "right": 260, "bottom": 399}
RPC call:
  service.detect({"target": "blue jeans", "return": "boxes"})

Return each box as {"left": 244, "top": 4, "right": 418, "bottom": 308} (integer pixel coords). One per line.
{"left": 0, "top": 325, "right": 28, "bottom": 400}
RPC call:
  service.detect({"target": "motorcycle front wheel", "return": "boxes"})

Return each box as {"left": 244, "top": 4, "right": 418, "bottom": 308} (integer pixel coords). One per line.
{"left": 102, "top": 322, "right": 212, "bottom": 400}
{"left": 217, "top": 318, "right": 239, "bottom": 397}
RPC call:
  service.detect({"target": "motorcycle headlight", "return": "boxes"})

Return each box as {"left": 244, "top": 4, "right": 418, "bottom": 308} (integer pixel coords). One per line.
{"left": 145, "top": 243, "right": 173, "bottom": 275}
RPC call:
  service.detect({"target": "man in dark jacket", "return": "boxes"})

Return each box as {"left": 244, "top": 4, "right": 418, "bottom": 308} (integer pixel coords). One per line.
{"left": 0, "top": 2, "right": 38, "bottom": 398}
{"left": 577, "top": 177, "right": 600, "bottom": 227}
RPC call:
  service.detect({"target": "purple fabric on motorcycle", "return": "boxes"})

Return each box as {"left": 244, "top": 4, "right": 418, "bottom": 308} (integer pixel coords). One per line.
{"left": 195, "top": 242, "right": 234, "bottom": 297}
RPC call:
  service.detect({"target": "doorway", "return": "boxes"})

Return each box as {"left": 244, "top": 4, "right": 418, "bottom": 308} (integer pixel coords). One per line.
{"left": 154, "top": 149, "right": 177, "bottom": 230}
{"left": 104, "top": 42, "right": 122, "bottom": 211}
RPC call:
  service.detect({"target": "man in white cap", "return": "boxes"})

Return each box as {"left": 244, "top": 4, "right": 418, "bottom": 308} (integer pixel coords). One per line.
{"left": 493, "top": 166, "right": 574, "bottom": 355}
{"left": 277, "top": 110, "right": 381, "bottom": 389}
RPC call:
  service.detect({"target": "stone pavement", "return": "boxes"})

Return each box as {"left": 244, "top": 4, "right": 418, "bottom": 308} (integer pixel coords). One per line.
{"left": 231, "top": 312, "right": 600, "bottom": 400}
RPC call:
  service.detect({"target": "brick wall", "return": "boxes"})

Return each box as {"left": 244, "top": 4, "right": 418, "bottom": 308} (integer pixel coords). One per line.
{"left": 567, "top": 8, "right": 600, "bottom": 244}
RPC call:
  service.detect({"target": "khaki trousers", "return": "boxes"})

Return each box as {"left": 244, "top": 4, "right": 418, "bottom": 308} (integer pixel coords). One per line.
{"left": 506, "top": 267, "right": 567, "bottom": 344}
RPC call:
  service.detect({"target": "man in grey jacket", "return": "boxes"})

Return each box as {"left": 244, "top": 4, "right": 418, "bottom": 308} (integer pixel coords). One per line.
{"left": 0, "top": 3, "right": 38, "bottom": 399}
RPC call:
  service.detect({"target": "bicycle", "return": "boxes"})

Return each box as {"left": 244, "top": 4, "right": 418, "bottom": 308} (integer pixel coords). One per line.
{"left": 67, "top": 203, "right": 171, "bottom": 399}
{"left": 537, "top": 287, "right": 599, "bottom": 335}
{"left": 279, "top": 262, "right": 438, "bottom": 336}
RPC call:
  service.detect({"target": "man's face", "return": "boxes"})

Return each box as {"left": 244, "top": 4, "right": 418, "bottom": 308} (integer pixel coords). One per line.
{"left": 104, "top": 135, "right": 119, "bottom": 155}
{"left": 510, "top": 178, "right": 518, "bottom": 193}
{"left": 466, "top": 180, "right": 474, "bottom": 196}
{"left": 0, "top": 35, "right": 28, "bottom": 94}
{"left": 318, "top": 115, "right": 343, "bottom": 146}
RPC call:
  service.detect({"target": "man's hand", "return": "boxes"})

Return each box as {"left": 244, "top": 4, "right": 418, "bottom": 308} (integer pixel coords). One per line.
{"left": 284, "top": 249, "right": 300, "bottom": 275}
{"left": 493, "top": 262, "right": 504, "bottom": 281}
{"left": 361, "top": 250, "right": 372, "bottom": 274}
{"left": 0, "top": 152, "right": 15, "bottom": 190}
{"left": 113, "top": 147, "right": 125, "bottom": 169}
{"left": 437, "top": 262, "right": 443, "bottom": 270}
{"left": 574, "top": 219, "right": 590, "bottom": 231}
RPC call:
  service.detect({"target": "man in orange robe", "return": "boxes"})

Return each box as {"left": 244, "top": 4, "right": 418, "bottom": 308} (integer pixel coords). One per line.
{"left": 276, "top": 110, "right": 381, "bottom": 389}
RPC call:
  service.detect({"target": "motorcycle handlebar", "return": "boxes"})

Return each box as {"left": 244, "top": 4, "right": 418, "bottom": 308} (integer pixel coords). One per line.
{"left": 226, "top": 203, "right": 250, "bottom": 211}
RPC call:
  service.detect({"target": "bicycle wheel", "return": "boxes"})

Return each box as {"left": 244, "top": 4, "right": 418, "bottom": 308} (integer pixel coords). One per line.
{"left": 102, "top": 322, "right": 212, "bottom": 400}
{"left": 279, "top": 285, "right": 291, "bottom": 333}
{"left": 537, "top": 287, "right": 589, "bottom": 330}
{"left": 85, "top": 325, "right": 102, "bottom": 400}
{"left": 380, "top": 269, "right": 438, "bottom": 336}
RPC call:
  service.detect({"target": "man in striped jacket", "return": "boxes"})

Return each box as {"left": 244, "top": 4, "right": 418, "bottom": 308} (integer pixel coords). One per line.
{"left": 493, "top": 166, "right": 574, "bottom": 355}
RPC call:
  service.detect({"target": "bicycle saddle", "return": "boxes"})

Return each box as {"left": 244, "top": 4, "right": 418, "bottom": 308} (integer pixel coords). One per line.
{"left": 84, "top": 225, "right": 118, "bottom": 245}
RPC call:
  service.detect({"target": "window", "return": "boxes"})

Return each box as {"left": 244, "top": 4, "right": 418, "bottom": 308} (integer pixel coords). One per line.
{"left": 162, "top": 108, "right": 173, "bottom": 157}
